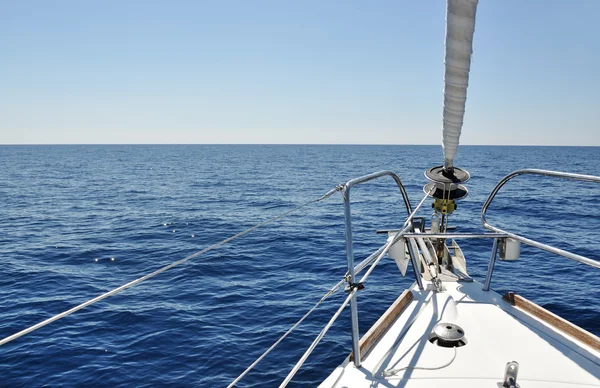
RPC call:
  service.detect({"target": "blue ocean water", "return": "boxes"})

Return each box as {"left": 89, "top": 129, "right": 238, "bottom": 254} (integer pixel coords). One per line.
{"left": 0, "top": 145, "right": 598, "bottom": 387}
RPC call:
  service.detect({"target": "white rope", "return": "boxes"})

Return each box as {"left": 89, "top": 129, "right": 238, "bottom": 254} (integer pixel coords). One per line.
{"left": 227, "top": 278, "right": 345, "bottom": 388}
{"left": 382, "top": 347, "right": 457, "bottom": 378}
{"left": 0, "top": 186, "right": 342, "bottom": 347}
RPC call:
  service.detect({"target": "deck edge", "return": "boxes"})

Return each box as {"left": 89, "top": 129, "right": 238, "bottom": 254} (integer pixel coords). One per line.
{"left": 503, "top": 291, "right": 600, "bottom": 352}
{"left": 349, "top": 288, "right": 414, "bottom": 362}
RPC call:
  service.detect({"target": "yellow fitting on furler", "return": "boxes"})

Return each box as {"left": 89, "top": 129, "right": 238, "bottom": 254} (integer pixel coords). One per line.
{"left": 433, "top": 199, "right": 456, "bottom": 214}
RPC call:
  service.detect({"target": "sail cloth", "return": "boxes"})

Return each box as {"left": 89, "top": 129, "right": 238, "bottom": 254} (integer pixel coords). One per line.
{"left": 442, "top": 0, "right": 478, "bottom": 169}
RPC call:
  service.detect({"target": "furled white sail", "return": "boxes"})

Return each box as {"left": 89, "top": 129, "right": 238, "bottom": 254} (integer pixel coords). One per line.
{"left": 442, "top": 0, "right": 478, "bottom": 169}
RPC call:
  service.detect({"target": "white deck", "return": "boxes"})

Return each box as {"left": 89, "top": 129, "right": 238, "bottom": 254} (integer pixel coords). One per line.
{"left": 320, "top": 280, "right": 600, "bottom": 387}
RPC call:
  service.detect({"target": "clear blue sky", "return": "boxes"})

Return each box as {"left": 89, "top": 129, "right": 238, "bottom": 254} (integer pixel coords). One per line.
{"left": 1, "top": 1, "right": 598, "bottom": 145}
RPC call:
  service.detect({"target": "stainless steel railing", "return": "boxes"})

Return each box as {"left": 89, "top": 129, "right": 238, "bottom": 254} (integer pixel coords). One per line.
{"left": 283, "top": 169, "right": 600, "bottom": 384}
{"left": 340, "top": 170, "right": 414, "bottom": 367}
{"left": 480, "top": 169, "right": 600, "bottom": 290}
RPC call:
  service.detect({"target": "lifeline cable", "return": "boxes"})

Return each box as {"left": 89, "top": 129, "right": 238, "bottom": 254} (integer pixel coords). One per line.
{"left": 229, "top": 238, "right": 395, "bottom": 387}
{"left": 277, "top": 189, "right": 434, "bottom": 386}
{"left": 0, "top": 186, "right": 342, "bottom": 347}
{"left": 280, "top": 289, "right": 356, "bottom": 387}
{"left": 227, "top": 277, "right": 346, "bottom": 388}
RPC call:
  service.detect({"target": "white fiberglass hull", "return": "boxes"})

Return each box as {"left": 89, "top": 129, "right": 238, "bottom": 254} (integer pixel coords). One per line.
{"left": 320, "top": 279, "right": 600, "bottom": 387}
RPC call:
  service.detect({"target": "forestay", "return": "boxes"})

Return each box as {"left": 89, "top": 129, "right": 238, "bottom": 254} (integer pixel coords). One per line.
{"left": 442, "top": 0, "right": 478, "bottom": 169}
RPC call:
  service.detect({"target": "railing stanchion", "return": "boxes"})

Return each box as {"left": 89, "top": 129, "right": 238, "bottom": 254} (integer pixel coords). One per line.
{"left": 342, "top": 186, "right": 361, "bottom": 367}
{"left": 481, "top": 169, "right": 600, "bottom": 270}
{"left": 406, "top": 233, "right": 424, "bottom": 291}
{"left": 483, "top": 238, "right": 499, "bottom": 291}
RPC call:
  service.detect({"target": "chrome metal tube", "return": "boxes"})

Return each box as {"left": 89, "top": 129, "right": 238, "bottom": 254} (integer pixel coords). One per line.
{"left": 481, "top": 169, "right": 600, "bottom": 270}
{"left": 279, "top": 291, "right": 355, "bottom": 387}
{"left": 485, "top": 229, "right": 599, "bottom": 270}
{"left": 342, "top": 188, "right": 361, "bottom": 367}
{"left": 483, "top": 238, "right": 499, "bottom": 291}
{"left": 416, "top": 236, "right": 440, "bottom": 284}
{"left": 358, "top": 224, "right": 412, "bottom": 285}
{"left": 407, "top": 236, "right": 424, "bottom": 290}
{"left": 416, "top": 237, "right": 436, "bottom": 269}
{"left": 339, "top": 171, "right": 433, "bottom": 366}
{"left": 405, "top": 233, "right": 507, "bottom": 239}
{"left": 344, "top": 170, "right": 413, "bottom": 215}
{"left": 353, "top": 245, "right": 386, "bottom": 276}
{"left": 382, "top": 190, "right": 434, "bottom": 290}
{"left": 339, "top": 170, "right": 415, "bottom": 367}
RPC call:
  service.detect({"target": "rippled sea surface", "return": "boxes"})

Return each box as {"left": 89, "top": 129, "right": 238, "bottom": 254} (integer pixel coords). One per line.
{"left": 0, "top": 145, "right": 598, "bottom": 387}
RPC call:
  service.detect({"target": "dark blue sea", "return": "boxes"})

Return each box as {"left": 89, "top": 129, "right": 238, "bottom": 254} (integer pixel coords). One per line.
{"left": 0, "top": 145, "right": 598, "bottom": 387}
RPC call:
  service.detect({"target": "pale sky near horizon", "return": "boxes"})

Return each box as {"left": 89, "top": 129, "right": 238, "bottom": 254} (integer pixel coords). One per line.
{"left": 1, "top": 1, "right": 599, "bottom": 146}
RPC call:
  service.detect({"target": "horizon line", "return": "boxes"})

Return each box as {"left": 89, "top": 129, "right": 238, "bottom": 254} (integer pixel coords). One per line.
{"left": 0, "top": 143, "right": 598, "bottom": 147}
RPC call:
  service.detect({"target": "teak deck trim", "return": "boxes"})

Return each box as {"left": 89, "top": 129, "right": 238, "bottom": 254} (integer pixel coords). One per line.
{"left": 503, "top": 291, "right": 600, "bottom": 352}
{"left": 350, "top": 289, "right": 414, "bottom": 362}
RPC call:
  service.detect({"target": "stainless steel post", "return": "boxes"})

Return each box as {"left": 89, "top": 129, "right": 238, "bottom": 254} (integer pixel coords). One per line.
{"left": 338, "top": 170, "right": 416, "bottom": 367}
{"left": 342, "top": 188, "right": 361, "bottom": 367}
{"left": 483, "top": 238, "right": 499, "bottom": 291}
{"left": 407, "top": 236, "right": 424, "bottom": 290}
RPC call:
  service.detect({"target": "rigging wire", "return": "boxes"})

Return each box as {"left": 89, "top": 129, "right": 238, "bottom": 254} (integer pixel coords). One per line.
{"left": 230, "top": 237, "right": 396, "bottom": 387}
{"left": 357, "top": 188, "right": 434, "bottom": 285}
{"left": 278, "top": 189, "right": 434, "bottom": 387}
{"left": 227, "top": 278, "right": 346, "bottom": 388}
{"left": 278, "top": 227, "right": 407, "bottom": 387}
{"left": 0, "top": 186, "right": 342, "bottom": 347}
{"left": 280, "top": 289, "right": 356, "bottom": 388}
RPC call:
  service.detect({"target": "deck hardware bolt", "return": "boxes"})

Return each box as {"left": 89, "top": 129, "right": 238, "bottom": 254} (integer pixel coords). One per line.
{"left": 502, "top": 361, "right": 520, "bottom": 388}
